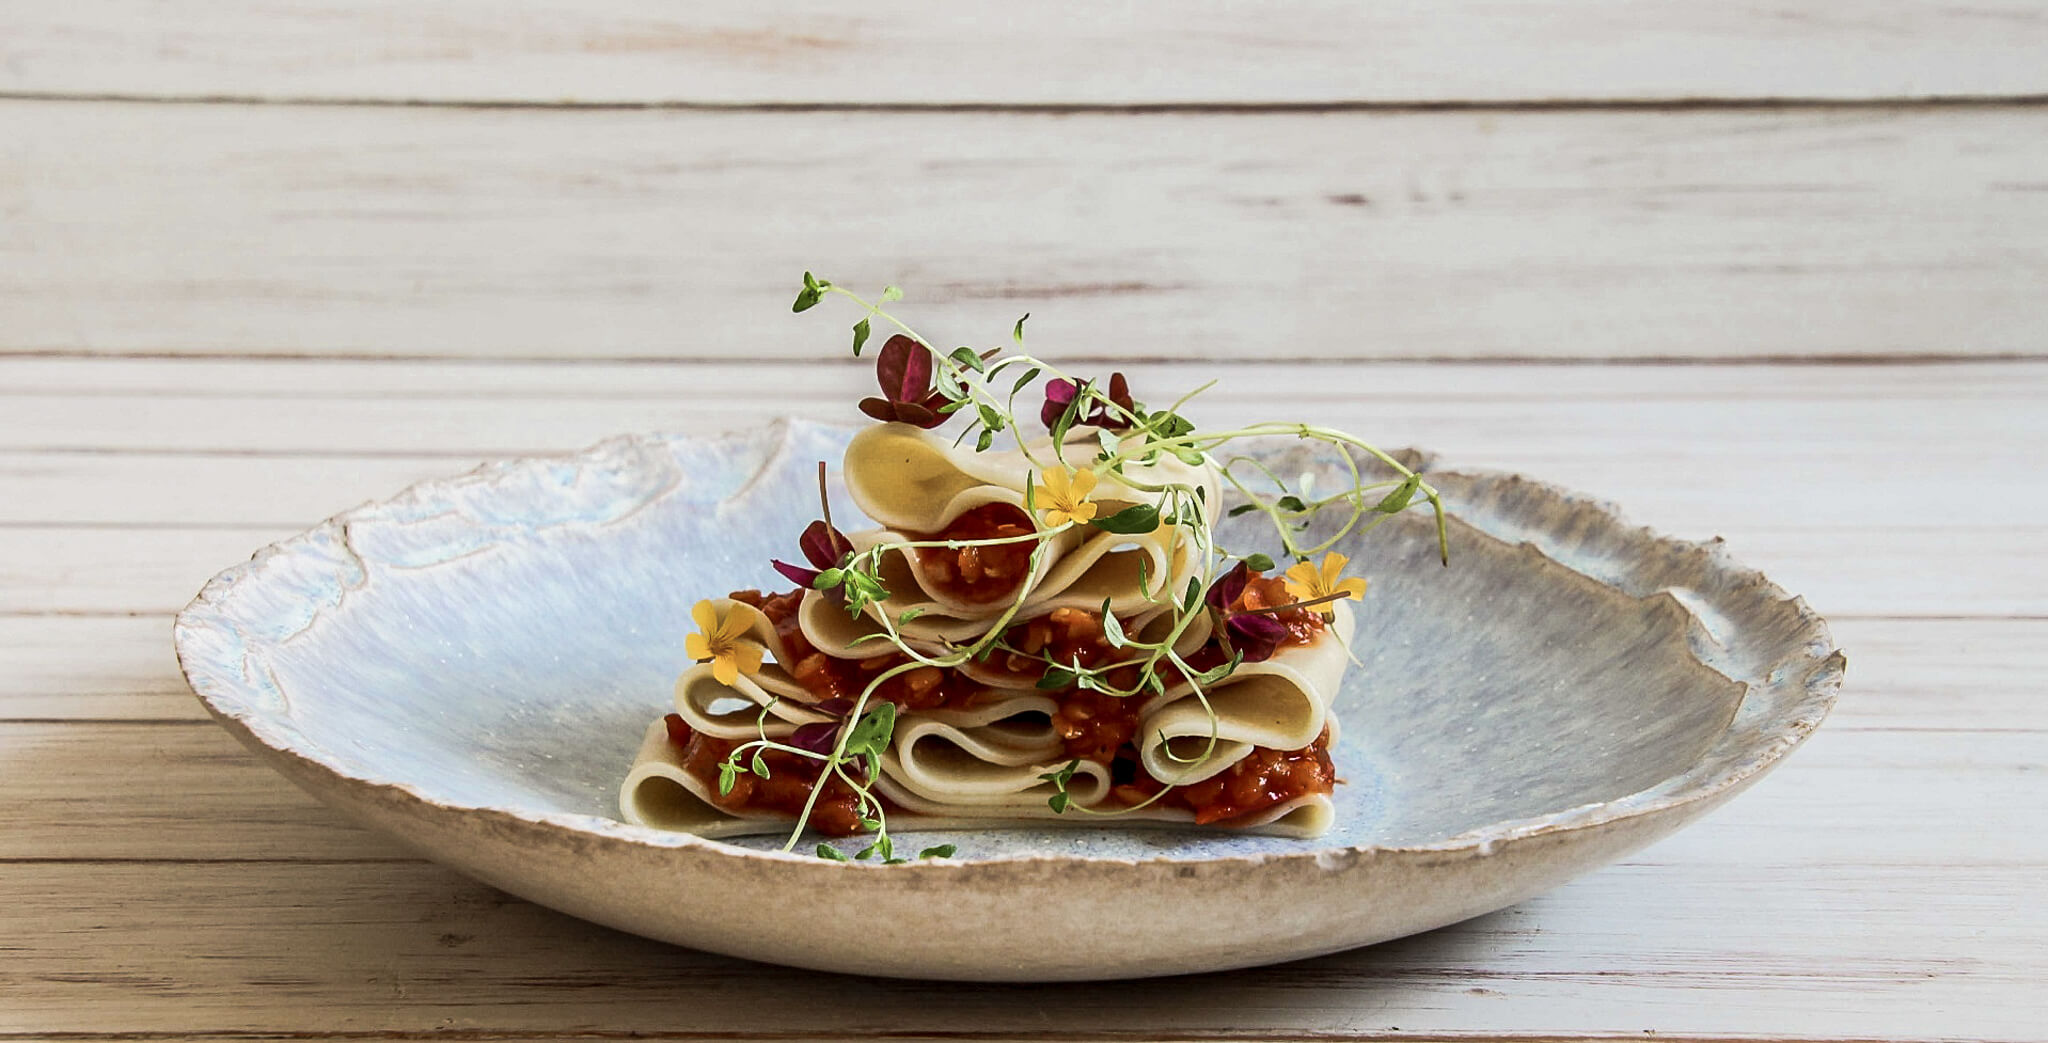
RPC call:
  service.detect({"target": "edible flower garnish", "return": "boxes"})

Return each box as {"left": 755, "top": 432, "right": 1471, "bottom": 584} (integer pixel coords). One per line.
{"left": 858, "top": 334, "right": 951, "bottom": 428}
{"left": 1033, "top": 466, "right": 1100, "bottom": 527}
{"left": 1283, "top": 553, "right": 1369, "bottom": 619}
{"left": 685, "top": 599, "right": 765, "bottom": 685}
{"left": 1204, "top": 561, "right": 1288, "bottom": 662}
{"left": 1040, "top": 372, "right": 1136, "bottom": 431}
{"left": 771, "top": 519, "right": 856, "bottom": 601}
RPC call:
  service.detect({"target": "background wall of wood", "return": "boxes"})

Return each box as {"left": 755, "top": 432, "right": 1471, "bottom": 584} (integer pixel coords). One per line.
{"left": 2, "top": 4, "right": 2043, "bottom": 1041}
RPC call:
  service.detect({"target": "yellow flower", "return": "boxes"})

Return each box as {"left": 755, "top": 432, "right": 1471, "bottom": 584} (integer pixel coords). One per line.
{"left": 1282, "top": 552, "right": 1368, "bottom": 617}
{"left": 685, "top": 599, "right": 764, "bottom": 685}
{"left": 1033, "top": 466, "right": 1100, "bottom": 527}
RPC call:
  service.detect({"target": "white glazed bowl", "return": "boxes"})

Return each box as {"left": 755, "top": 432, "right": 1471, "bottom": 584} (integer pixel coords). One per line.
{"left": 175, "top": 420, "right": 1842, "bottom": 981}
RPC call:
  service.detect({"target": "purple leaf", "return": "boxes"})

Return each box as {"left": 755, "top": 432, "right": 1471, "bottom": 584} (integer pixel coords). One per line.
{"left": 798, "top": 519, "right": 853, "bottom": 570}
{"left": 1205, "top": 560, "right": 1251, "bottom": 613}
{"left": 790, "top": 722, "right": 840, "bottom": 754}
{"left": 772, "top": 559, "right": 821, "bottom": 589}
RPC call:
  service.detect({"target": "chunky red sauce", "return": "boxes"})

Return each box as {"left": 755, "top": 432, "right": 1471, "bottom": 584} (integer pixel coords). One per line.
{"left": 664, "top": 713, "right": 869, "bottom": 836}
{"left": 1114, "top": 729, "right": 1337, "bottom": 825}
{"left": 701, "top": 568, "right": 1337, "bottom": 832}
{"left": 1229, "top": 574, "right": 1329, "bottom": 647}
{"left": 731, "top": 588, "right": 980, "bottom": 712}
{"left": 909, "top": 503, "right": 1037, "bottom": 603}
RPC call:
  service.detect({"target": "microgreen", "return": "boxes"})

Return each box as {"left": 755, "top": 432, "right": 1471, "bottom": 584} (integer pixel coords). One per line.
{"left": 731, "top": 275, "right": 1453, "bottom": 856}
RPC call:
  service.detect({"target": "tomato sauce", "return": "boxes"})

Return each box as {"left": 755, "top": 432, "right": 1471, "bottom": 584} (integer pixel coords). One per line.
{"left": 706, "top": 567, "right": 1337, "bottom": 833}
{"left": 664, "top": 713, "right": 869, "bottom": 836}
{"left": 908, "top": 503, "right": 1037, "bottom": 603}
{"left": 1113, "top": 729, "right": 1337, "bottom": 826}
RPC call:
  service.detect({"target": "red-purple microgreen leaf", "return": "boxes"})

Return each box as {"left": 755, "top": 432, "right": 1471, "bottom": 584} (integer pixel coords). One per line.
{"left": 771, "top": 559, "right": 821, "bottom": 589}
{"left": 1205, "top": 561, "right": 1251, "bottom": 612}
{"left": 799, "top": 519, "right": 853, "bottom": 570}
{"left": 789, "top": 722, "right": 839, "bottom": 754}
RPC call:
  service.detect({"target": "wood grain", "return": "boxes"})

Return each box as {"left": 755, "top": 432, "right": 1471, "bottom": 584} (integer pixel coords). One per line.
{"left": 6, "top": 103, "right": 2047, "bottom": 360}
{"left": 4, "top": 2, "right": 2047, "bottom": 105}
{"left": 0, "top": 856, "right": 2038, "bottom": 1038}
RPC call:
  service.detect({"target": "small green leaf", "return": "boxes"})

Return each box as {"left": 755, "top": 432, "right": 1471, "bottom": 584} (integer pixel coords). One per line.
{"left": 1013, "top": 313, "right": 1030, "bottom": 344}
{"left": 803, "top": 271, "right": 821, "bottom": 291}
{"left": 1173, "top": 448, "right": 1205, "bottom": 466}
{"left": 1194, "top": 651, "right": 1244, "bottom": 686}
{"left": 845, "top": 702, "right": 897, "bottom": 757}
{"left": 750, "top": 750, "right": 770, "bottom": 778}
{"left": 1100, "top": 599, "right": 1127, "bottom": 648}
{"left": 1047, "top": 792, "right": 1072, "bottom": 814}
{"left": 977, "top": 403, "right": 1006, "bottom": 432}
{"left": 1090, "top": 503, "right": 1161, "bottom": 535}
{"left": 950, "top": 346, "right": 987, "bottom": 374}
{"left": 812, "top": 567, "right": 844, "bottom": 590}
{"left": 1244, "top": 552, "right": 1276, "bottom": 572}
{"left": 815, "top": 843, "right": 849, "bottom": 862}
{"left": 1275, "top": 495, "right": 1309, "bottom": 513}
{"left": 1182, "top": 577, "right": 1204, "bottom": 611}
{"left": 1149, "top": 411, "right": 1195, "bottom": 439}
{"left": 885, "top": 857, "right": 909, "bottom": 864}
{"left": 1036, "top": 666, "right": 1079, "bottom": 690}
{"left": 880, "top": 285, "right": 903, "bottom": 302}
{"left": 1011, "top": 367, "right": 1042, "bottom": 396}
{"left": 1023, "top": 472, "right": 1036, "bottom": 512}
{"left": 919, "top": 844, "right": 957, "bottom": 859}
{"left": 793, "top": 286, "right": 824, "bottom": 313}
{"left": 975, "top": 428, "right": 995, "bottom": 452}
{"left": 856, "top": 843, "right": 877, "bottom": 860}
{"left": 1227, "top": 503, "right": 1261, "bottom": 517}
{"left": 1136, "top": 554, "right": 1153, "bottom": 597}
{"left": 897, "top": 607, "right": 926, "bottom": 626}
{"left": 852, "top": 317, "right": 871, "bottom": 355}
{"left": 717, "top": 760, "right": 739, "bottom": 796}
{"left": 1374, "top": 474, "right": 1423, "bottom": 514}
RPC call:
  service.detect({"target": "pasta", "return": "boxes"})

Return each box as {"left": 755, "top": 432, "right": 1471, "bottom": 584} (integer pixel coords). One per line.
{"left": 618, "top": 284, "right": 1446, "bottom": 859}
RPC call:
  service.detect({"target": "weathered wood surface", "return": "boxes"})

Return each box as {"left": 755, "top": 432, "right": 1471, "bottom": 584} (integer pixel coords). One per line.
{"left": 0, "top": 353, "right": 2042, "bottom": 1038}
{"left": 7, "top": 104, "right": 2048, "bottom": 361}
{"left": 5, "top": 11, "right": 2045, "bottom": 1033}
{"left": 6, "top": 2, "right": 2048, "bottom": 105}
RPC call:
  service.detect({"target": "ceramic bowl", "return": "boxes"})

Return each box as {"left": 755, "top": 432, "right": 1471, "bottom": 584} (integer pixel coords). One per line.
{"left": 174, "top": 419, "right": 1842, "bottom": 981}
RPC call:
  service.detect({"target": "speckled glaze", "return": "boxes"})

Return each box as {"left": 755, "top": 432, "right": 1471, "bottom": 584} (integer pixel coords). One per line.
{"left": 175, "top": 420, "right": 1842, "bottom": 980}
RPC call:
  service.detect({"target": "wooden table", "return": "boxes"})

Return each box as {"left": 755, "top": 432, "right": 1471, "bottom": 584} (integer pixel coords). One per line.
{"left": 4, "top": 6, "right": 2044, "bottom": 1040}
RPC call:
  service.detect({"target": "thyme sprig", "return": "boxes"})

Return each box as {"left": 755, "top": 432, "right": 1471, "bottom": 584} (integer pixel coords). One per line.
{"left": 702, "top": 274, "right": 1448, "bottom": 861}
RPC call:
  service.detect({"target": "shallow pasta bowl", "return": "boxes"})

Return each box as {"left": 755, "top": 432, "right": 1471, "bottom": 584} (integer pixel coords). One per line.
{"left": 174, "top": 419, "right": 1842, "bottom": 981}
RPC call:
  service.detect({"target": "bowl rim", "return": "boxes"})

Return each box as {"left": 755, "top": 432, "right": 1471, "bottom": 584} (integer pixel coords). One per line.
{"left": 173, "top": 418, "right": 1845, "bottom": 871}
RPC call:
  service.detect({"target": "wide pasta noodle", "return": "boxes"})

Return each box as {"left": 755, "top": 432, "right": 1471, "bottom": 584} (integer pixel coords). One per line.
{"left": 621, "top": 418, "right": 1357, "bottom": 844}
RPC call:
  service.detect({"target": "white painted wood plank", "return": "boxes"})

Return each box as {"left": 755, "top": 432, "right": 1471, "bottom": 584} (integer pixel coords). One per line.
{"left": 4, "top": 2, "right": 2045, "bottom": 104}
{"left": 0, "top": 616, "right": 200, "bottom": 719}
{"left": 5, "top": 103, "right": 2046, "bottom": 360}
{"left": 0, "top": 857, "right": 2037, "bottom": 1037}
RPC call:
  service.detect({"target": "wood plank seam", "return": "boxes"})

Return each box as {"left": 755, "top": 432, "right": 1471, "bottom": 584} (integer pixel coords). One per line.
{"left": 6, "top": 90, "right": 2048, "bottom": 113}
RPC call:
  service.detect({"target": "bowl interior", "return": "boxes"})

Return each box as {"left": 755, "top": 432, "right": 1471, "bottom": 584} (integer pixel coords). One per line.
{"left": 185, "top": 421, "right": 1801, "bottom": 862}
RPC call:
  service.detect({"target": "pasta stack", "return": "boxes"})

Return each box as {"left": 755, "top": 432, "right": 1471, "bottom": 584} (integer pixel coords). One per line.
{"left": 621, "top": 421, "right": 1354, "bottom": 842}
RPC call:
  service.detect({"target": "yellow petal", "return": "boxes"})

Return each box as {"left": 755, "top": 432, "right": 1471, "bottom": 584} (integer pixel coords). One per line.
{"left": 1040, "top": 468, "right": 1070, "bottom": 499}
{"left": 1045, "top": 508, "right": 1071, "bottom": 527}
{"left": 1283, "top": 561, "right": 1320, "bottom": 594}
{"left": 1321, "top": 553, "right": 1351, "bottom": 587}
{"left": 1069, "top": 467, "right": 1098, "bottom": 497}
{"left": 685, "top": 632, "right": 713, "bottom": 661}
{"left": 732, "top": 641, "right": 764, "bottom": 676}
{"left": 1067, "top": 500, "right": 1099, "bottom": 524}
{"left": 715, "top": 603, "right": 752, "bottom": 644}
{"left": 691, "top": 599, "right": 719, "bottom": 634}
{"left": 711, "top": 653, "right": 738, "bottom": 686}
{"left": 1336, "top": 577, "right": 1369, "bottom": 601}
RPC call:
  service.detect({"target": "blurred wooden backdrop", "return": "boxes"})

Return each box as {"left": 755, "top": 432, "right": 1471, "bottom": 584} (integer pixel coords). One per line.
{"left": 3, "top": 4, "right": 2044, "bottom": 1041}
